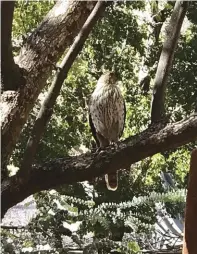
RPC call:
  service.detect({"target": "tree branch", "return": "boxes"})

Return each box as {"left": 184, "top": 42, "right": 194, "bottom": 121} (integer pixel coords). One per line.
{"left": 19, "top": 1, "right": 107, "bottom": 179}
{"left": 151, "top": 1, "right": 188, "bottom": 123}
{"left": 2, "top": 114, "right": 197, "bottom": 218}
{"left": 0, "top": 0, "right": 97, "bottom": 172}
{"left": 1, "top": 1, "right": 23, "bottom": 91}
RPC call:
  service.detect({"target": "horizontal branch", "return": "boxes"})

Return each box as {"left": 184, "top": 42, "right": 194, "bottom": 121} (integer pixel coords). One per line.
{"left": 2, "top": 114, "right": 197, "bottom": 218}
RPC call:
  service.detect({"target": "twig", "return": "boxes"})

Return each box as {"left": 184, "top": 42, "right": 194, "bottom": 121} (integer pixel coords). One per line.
{"left": 1, "top": 225, "right": 26, "bottom": 230}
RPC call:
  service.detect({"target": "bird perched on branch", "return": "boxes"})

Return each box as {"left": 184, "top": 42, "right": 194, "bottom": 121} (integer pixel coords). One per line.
{"left": 89, "top": 71, "right": 126, "bottom": 191}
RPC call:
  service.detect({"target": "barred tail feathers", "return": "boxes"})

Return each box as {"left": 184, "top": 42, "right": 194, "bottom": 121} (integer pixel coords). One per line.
{"left": 105, "top": 172, "right": 118, "bottom": 191}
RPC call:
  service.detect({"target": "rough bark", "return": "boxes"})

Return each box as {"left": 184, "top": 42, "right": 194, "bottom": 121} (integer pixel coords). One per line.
{"left": 0, "top": 0, "right": 97, "bottom": 174}
{"left": 151, "top": 1, "right": 188, "bottom": 123}
{"left": 1, "top": 1, "right": 23, "bottom": 92}
{"left": 2, "top": 113, "right": 197, "bottom": 218}
{"left": 182, "top": 149, "right": 197, "bottom": 254}
{"left": 19, "top": 1, "right": 107, "bottom": 179}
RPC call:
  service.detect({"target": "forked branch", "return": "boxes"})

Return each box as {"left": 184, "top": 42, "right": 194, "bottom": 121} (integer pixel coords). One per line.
{"left": 19, "top": 1, "right": 107, "bottom": 179}
{"left": 1, "top": 0, "right": 97, "bottom": 172}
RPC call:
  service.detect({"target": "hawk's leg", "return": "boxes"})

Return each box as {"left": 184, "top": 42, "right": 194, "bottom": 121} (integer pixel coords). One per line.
{"left": 96, "top": 132, "right": 110, "bottom": 149}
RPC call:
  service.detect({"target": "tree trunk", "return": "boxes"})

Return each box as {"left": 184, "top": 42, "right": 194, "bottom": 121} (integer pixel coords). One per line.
{"left": 182, "top": 149, "right": 197, "bottom": 254}
{"left": 1, "top": 1, "right": 23, "bottom": 92}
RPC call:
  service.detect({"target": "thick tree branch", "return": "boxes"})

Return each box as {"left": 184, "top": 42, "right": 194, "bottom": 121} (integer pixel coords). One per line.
{"left": 2, "top": 114, "right": 197, "bottom": 218}
{"left": 0, "top": 0, "right": 97, "bottom": 173}
{"left": 19, "top": 1, "right": 107, "bottom": 179}
{"left": 151, "top": 1, "right": 188, "bottom": 123}
{"left": 1, "top": 1, "right": 23, "bottom": 91}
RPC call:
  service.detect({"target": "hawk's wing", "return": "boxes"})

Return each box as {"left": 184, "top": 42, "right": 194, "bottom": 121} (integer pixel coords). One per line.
{"left": 89, "top": 112, "right": 100, "bottom": 147}
{"left": 119, "top": 100, "right": 126, "bottom": 139}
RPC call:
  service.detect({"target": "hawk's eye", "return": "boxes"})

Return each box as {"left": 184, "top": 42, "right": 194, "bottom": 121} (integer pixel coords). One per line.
{"left": 110, "top": 73, "right": 116, "bottom": 82}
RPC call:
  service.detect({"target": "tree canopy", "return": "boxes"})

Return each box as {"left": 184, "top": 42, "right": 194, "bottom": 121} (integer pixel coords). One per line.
{"left": 1, "top": 1, "right": 197, "bottom": 253}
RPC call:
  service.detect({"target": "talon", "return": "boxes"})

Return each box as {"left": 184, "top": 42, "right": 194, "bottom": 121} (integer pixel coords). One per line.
{"left": 96, "top": 147, "right": 102, "bottom": 153}
{"left": 99, "top": 150, "right": 105, "bottom": 155}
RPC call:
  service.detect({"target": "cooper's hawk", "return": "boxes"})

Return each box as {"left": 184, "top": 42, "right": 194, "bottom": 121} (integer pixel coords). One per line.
{"left": 89, "top": 71, "right": 126, "bottom": 191}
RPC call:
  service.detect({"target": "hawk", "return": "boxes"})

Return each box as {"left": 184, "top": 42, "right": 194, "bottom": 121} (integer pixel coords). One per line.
{"left": 89, "top": 71, "right": 126, "bottom": 191}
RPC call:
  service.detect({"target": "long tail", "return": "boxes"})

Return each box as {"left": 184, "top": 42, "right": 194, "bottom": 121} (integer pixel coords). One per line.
{"left": 105, "top": 172, "right": 118, "bottom": 191}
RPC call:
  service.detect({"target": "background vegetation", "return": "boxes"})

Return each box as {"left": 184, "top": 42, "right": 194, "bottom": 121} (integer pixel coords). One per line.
{"left": 1, "top": 1, "right": 197, "bottom": 253}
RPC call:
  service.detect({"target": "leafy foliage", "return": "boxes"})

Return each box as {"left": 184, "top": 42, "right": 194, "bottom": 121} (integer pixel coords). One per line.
{"left": 2, "top": 1, "right": 197, "bottom": 253}
{"left": 12, "top": 0, "right": 55, "bottom": 53}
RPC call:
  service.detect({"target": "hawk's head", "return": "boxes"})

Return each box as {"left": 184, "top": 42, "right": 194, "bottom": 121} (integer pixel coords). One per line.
{"left": 98, "top": 71, "right": 117, "bottom": 86}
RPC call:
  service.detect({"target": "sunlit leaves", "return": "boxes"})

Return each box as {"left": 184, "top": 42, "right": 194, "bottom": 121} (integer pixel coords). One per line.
{"left": 12, "top": 0, "right": 55, "bottom": 54}
{"left": 5, "top": 1, "right": 197, "bottom": 252}
{"left": 167, "top": 25, "right": 197, "bottom": 119}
